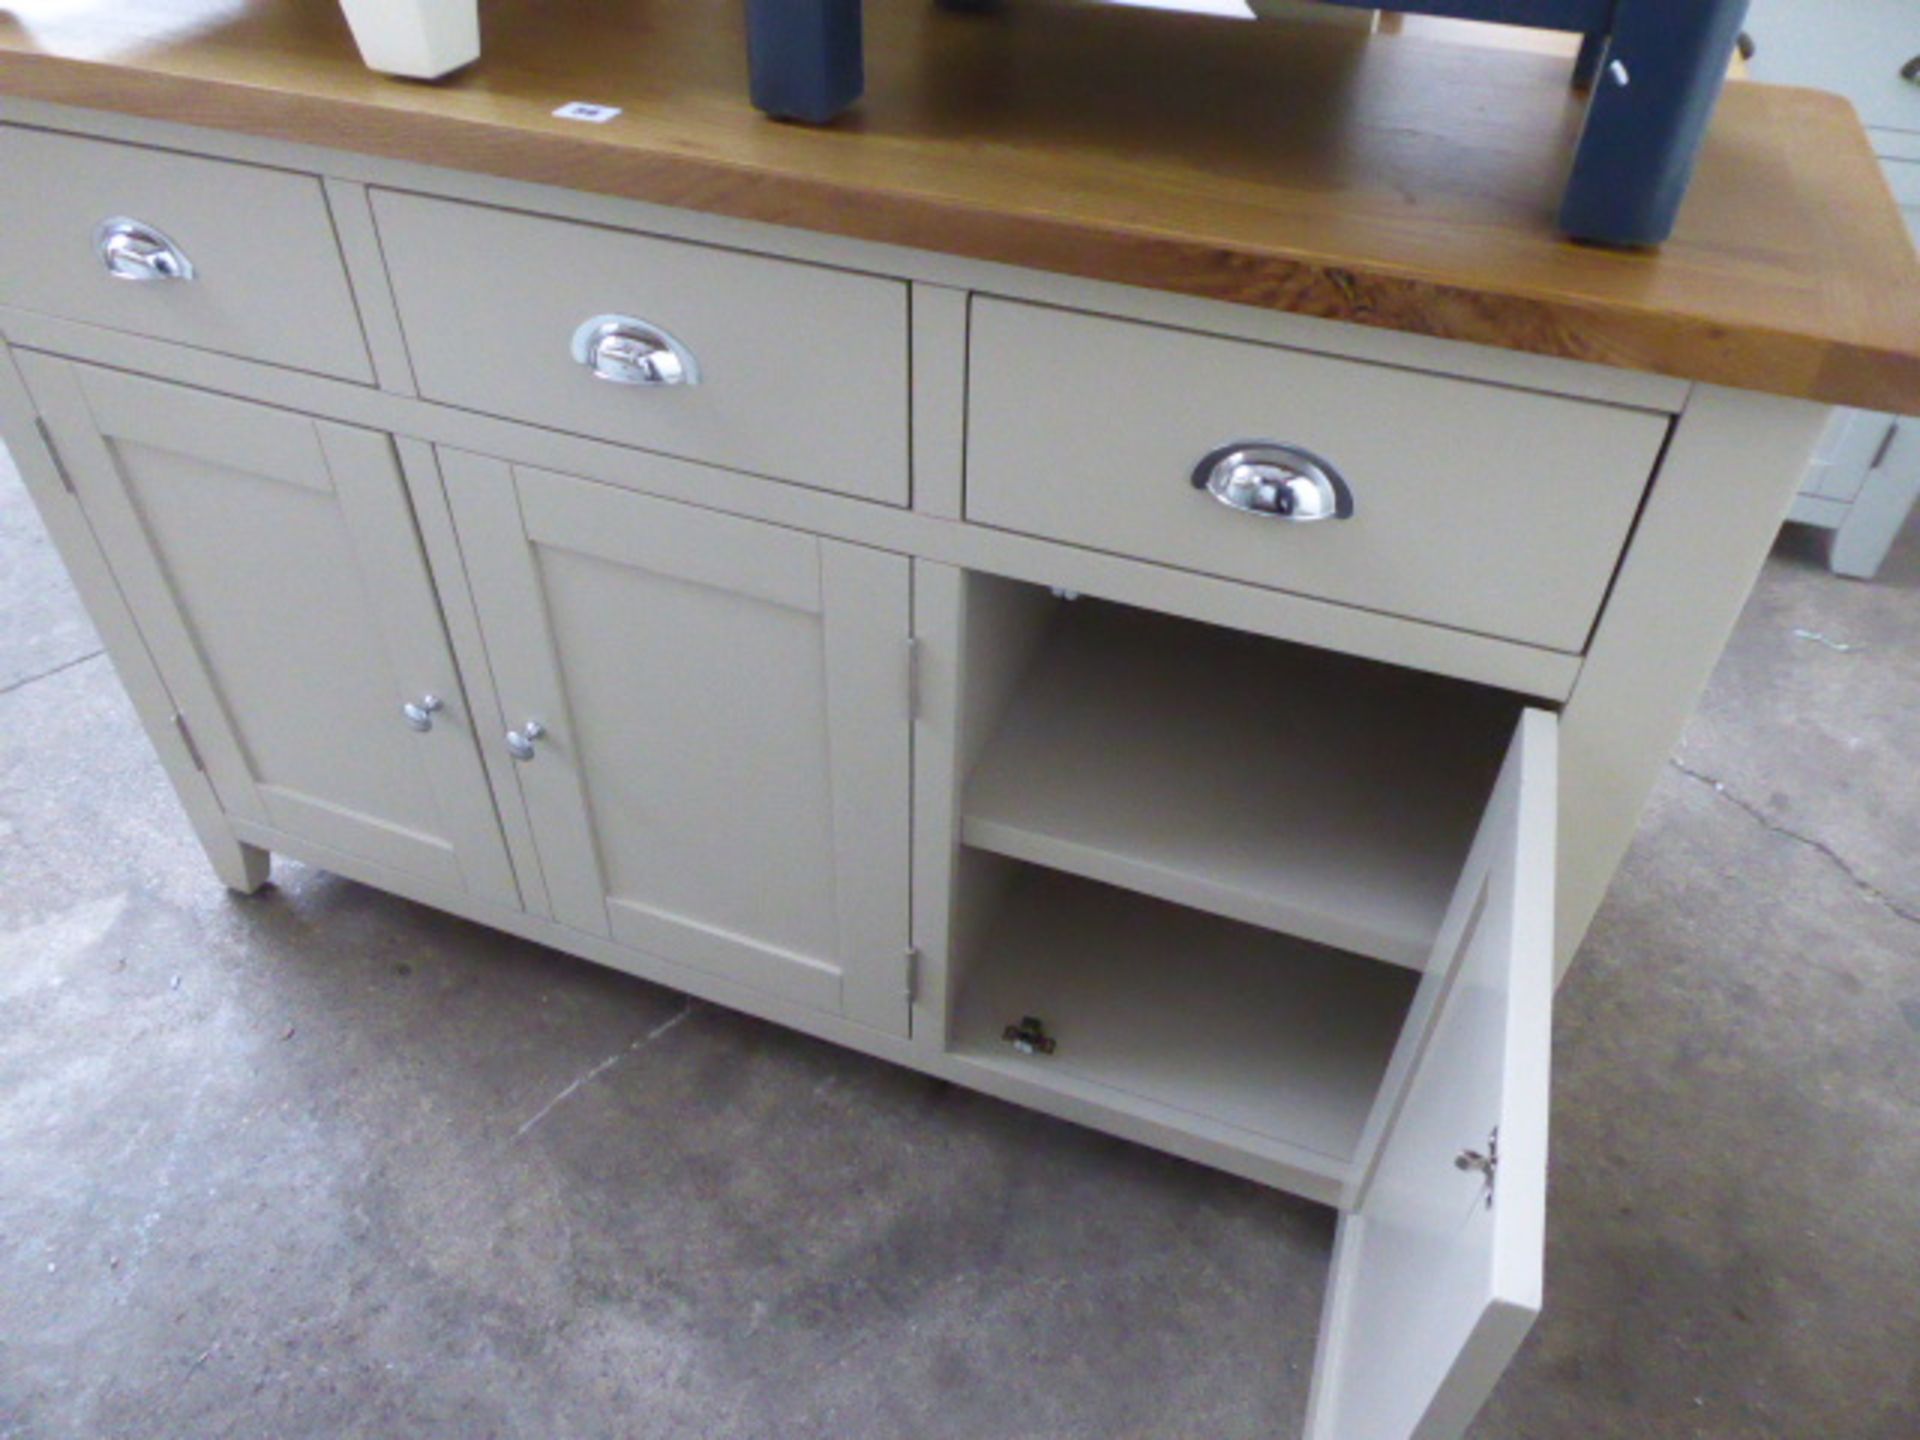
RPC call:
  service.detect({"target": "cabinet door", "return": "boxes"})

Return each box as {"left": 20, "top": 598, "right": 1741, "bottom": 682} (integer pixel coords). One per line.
{"left": 1306, "top": 709, "right": 1557, "bottom": 1440}
{"left": 20, "top": 357, "right": 518, "bottom": 905}
{"left": 440, "top": 452, "right": 912, "bottom": 1036}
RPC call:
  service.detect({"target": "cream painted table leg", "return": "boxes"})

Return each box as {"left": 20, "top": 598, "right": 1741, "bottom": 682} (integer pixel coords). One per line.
{"left": 337, "top": 0, "right": 480, "bottom": 80}
{"left": 0, "top": 341, "right": 271, "bottom": 895}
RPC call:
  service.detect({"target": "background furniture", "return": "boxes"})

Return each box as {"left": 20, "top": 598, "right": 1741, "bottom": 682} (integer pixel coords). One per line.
{"left": 338, "top": 0, "right": 478, "bottom": 79}
{"left": 0, "top": 3, "right": 1914, "bottom": 1437}
{"left": 325, "top": 0, "right": 1754, "bottom": 246}
{"left": 748, "top": 0, "right": 1749, "bottom": 244}
{"left": 1747, "top": 0, "right": 1920, "bottom": 578}
{"left": 1788, "top": 409, "right": 1919, "bottom": 579}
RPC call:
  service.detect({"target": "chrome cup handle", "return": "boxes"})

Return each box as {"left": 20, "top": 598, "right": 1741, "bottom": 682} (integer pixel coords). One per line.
{"left": 570, "top": 315, "right": 699, "bottom": 387}
{"left": 94, "top": 218, "right": 195, "bottom": 283}
{"left": 1191, "top": 441, "right": 1354, "bottom": 523}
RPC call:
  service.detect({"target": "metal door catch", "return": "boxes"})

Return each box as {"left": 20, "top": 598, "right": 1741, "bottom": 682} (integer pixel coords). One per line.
{"left": 1002, "top": 1016, "right": 1056, "bottom": 1056}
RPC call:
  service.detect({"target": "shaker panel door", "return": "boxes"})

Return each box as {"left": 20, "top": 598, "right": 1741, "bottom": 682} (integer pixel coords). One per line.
{"left": 1306, "top": 710, "right": 1557, "bottom": 1440}
{"left": 21, "top": 356, "right": 517, "bottom": 904}
{"left": 442, "top": 451, "right": 912, "bottom": 1036}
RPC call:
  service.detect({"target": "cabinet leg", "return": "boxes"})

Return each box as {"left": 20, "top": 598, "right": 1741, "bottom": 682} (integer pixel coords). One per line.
{"left": 209, "top": 836, "right": 272, "bottom": 895}
{"left": 745, "top": 0, "right": 865, "bottom": 123}
{"left": 1558, "top": 0, "right": 1749, "bottom": 246}
{"left": 1829, "top": 457, "right": 1920, "bottom": 580}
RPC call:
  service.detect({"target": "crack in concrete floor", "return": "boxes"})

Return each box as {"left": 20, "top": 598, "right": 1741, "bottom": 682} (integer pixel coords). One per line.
{"left": 0, "top": 646, "right": 104, "bottom": 699}
{"left": 1670, "top": 756, "right": 1920, "bottom": 928}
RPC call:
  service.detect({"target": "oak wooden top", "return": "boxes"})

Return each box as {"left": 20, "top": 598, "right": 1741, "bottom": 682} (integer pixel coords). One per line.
{"left": 0, "top": 0, "right": 1916, "bottom": 411}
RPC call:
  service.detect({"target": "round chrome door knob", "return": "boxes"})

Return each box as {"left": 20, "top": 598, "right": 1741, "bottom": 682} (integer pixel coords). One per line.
{"left": 1191, "top": 441, "right": 1354, "bottom": 523}
{"left": 401, "top": 695, "right": 444, "bottom": 733}
{"left": 570, "top": 314, "right": 699, "bottom": 387}
{"left": 93, "top": 217, "right": 196, "bottom": 283}
{"left": 505, "top": 720, "right": 547, "bottom": 762}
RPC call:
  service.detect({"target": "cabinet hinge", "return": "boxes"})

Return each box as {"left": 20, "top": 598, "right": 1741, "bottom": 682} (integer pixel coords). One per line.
{"left": 34, "top": 417, "right": 75, "bottom": 496}
{"left": 1454, "top": 1126, "right": 1500, "bottom": 1209}
{"left": 902, "top": 946, "right": 920, "bottom": 1005}
{"left": 905, "top": 636, "right": 921, "bottom": 721}
{"left": 173, "top": 712, "right": 207, "bottom": 774}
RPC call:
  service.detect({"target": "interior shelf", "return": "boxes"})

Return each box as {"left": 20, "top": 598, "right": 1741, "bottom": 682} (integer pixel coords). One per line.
{"left": 961, "top": 598, "right": 1519, "bottom": 968}
{"left": 950, "top": 864, "right": 1419, "bottom": 1170}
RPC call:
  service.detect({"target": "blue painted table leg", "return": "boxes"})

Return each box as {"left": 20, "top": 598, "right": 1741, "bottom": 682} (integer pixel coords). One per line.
{"left": 1571, "top": 31, "right": 1607, "bottom": 91}
{"left": 746, "top": 0, "right": 865, "bottom": 123}
{"left": 1559, "top": 0, "right": 1749, "bottom": 246}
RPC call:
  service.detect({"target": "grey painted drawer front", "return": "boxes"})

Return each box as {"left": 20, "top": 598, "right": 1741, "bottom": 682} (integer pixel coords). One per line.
{"left": 0, "top": 127, "right": 374, "bottom": 383}
{"left": 966, "top": 298, "right": 1670, "bottom": 653}
{"left": 372, "top": 190, "right": 911, "bottom": 505}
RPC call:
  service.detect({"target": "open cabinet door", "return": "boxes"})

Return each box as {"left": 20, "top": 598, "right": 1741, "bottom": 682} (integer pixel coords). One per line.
{"left": 1306, "top": 709, "right": 1557, "bottom": 1440}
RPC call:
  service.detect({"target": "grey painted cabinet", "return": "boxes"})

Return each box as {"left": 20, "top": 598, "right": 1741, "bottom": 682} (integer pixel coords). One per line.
{"left": 19, "top": 356, "right": 519, "bottom": 904}
{"left": 438, "top": 450, "right": 915, "bottom": 1037}
{"left": 0, "top": 99, "right": 1847, "bottom": 1440}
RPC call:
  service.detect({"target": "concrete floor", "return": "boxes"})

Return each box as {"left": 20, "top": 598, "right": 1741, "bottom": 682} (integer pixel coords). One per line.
{"left": 0, "top": 444, "right": 1915, "bottom": 1440}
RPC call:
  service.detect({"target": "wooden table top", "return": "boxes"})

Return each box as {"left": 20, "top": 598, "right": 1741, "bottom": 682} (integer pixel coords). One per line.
{"left": 1, "top": 0, "right": 1916, "bottom": 412}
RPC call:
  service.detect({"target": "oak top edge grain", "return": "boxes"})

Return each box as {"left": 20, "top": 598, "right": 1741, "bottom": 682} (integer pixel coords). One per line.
{"left": 0, "top": 0, "right": 1916, "bottom": 411}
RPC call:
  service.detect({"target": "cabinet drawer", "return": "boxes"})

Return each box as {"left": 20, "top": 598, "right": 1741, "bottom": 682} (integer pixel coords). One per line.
{"left": 372, "top": 191, "right": 910, "bottom": 505}
{"left": 966, "top": 298, "right": 1670, "bottom": 652}
{"left": 0, "top": 127, "right": 373, "bottom": 383}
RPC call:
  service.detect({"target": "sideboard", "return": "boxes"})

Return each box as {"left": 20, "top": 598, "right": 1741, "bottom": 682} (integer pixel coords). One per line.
{"left": 1, "top": 2, "right": 1915, "bottom": 1436}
